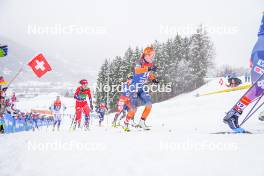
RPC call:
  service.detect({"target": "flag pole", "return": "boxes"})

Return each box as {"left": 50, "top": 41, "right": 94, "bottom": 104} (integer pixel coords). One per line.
{"left": 6, "top": 66, "right": 24, "bottom": 89}
{"left": 107, "top": 58, "right": 110, "bottom": 128}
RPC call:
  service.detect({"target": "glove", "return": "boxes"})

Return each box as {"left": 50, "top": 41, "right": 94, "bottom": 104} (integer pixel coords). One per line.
{"left": 74, "top": 95, "right": 85, "bottom": 101}
{"left": 152, "top": 79, "right": 159, "bottom": 84}
{"left": 89, "top": 99, "right": 93, "bottom": 110}
{"left": 234, "top": 107, "right": 243, "bottom": 115}
{"left": 90, "top": 104, "right": 94, "bottom": 110}
{"left": 148, "top": 65, "right": 158, "bottom": 72}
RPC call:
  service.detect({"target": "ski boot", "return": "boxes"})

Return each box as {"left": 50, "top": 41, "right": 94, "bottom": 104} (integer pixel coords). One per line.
{"left": 112, "top": 113, "right": 120, "bottom": 127}
{"left": 84, "top": 116, "right": 90, "bottom": 131}
{"left": 73, "top": 121, "right": 81, "bottom": 130}
{"left": 130, "top": 119, "right": 137, "bottom": 127}
{"left": 84, "top": 122, "right": 90, "bottom": 131}
{"left": 135, "top": 119, "right": 150, "bottom": 130}
{"left": 232, "top": 127, "right": 246, "bottom": 133}
{"left": 72, "top": 121, "right": 77, "bottom": 130}
{"left": 223, "top": 108, "right": 245, "bottom": 133}
{"left": 112, "top": 119, "right": 117, "bottom": 127}
{"left": 112, "top": 119, "right": 120, "bottom": 128}
{"left": 123, "top": 122, "right": 130, "bottom": 132}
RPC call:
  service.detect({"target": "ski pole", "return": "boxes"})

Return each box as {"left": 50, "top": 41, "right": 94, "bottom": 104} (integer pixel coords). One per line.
{"left": 91, "top": 112, "right": 93, "bottom": 126}
{"left": 69, "top": 114, "right": 75, "bottom": 130}
{"left": 241, "top": 96, "right": 262, "bottom": 124}
{"left": 240, "top": 94, "right": 264, "bottom": 126}
{"left": 240, "top": 101, "right": 264, "bottom": 127}
{"left": 228, "top": 72, "right": 264, "bottom": 112}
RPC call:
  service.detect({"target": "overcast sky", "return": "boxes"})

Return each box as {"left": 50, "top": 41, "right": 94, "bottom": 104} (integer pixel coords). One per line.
{"left": 0, "top": 0, "right": 264, "bottom": 73}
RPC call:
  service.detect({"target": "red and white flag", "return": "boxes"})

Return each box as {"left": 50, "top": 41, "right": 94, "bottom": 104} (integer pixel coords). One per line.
{"left": 28, "top": 53, "right": 52, "bottom": 78}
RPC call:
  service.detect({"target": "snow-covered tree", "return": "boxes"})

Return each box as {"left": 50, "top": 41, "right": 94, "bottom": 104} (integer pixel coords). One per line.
{"left": 96, "top": 26, "right": 215, "bottom": 111}
{"left": 189, "top": 25, "right": 215, "bottom": 88}
{"left": 96, "top": 59, "right": 109, "bottom": 104}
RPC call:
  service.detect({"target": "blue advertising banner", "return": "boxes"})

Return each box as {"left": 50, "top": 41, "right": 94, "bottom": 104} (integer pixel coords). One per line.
{"left": 2, "top": 113, "right": 53, "bottom": 134}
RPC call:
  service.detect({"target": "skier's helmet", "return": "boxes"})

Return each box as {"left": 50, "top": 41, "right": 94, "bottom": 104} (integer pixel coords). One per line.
{"left": 143, "top": 47, "right": 155, "bottom": 55}
{"left": 143, "top": 46, "right": 155, "bottom": 63}
{"left": 79, "top": 79, "right": 88, "bottom": 85}
{"left": 99, "top": 100, "right": 106, "bottom": 106}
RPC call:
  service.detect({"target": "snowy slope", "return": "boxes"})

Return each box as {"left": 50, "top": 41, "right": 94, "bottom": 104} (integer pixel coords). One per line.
{"left": 1, "top": 79, "right": 264, "bottom": 176}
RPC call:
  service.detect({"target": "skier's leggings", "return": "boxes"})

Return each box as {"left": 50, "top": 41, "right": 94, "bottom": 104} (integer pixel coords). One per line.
{"left": 131, "top": 89, "right": 152, "bottom": 120}
{"left": 99, "top": 112, "right": 105, "bottom": 122}
{"left": 54, "top": 120, "right": 61, "bottom": 127}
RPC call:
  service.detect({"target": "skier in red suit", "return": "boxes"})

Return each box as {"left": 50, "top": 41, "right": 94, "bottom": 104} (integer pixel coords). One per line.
{"left": 74, "top": 79, "right": 93, "bottom": 130}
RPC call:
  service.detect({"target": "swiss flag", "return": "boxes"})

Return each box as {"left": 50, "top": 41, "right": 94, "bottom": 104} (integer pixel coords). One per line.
{"left": 28, "top": 53, "right": 52, "bottom": 78}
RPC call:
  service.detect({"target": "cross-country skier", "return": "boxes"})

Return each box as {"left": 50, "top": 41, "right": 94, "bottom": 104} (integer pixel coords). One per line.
{"left": 123, "top": 46, "right": 159, "bottom": 131}
{"left": 73, "top": 79, "right": 93, "bottom": 130}
{"left": 50, "top": 96, "right": 66, "bottom": 131}
{"left": 31, "top": 112, "right": 39, "bottom": 131}
{"left": 223, "top": 13, "right": 264, "bottom": 133}
{"left": 112, "top": 74, "right": 135, "bottom": 128}
{"left": 11, "top": 92, "right": 17, "bottom": 104}
{"left": 95, "top": 101, "right": 108, "bottom": 127}
{"left": 25, "top": 112, "right": 32, "bottom": 131}
{"left": 4, "top": 98, "right": 16, "bottom": 115}
{"left": 0, "top": 76, "right": 8, "bottom": 118}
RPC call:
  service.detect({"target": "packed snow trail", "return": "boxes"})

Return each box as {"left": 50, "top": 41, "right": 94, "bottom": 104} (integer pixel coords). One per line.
{"left": 1, "top": 79, "right": 264, "bottom": 176}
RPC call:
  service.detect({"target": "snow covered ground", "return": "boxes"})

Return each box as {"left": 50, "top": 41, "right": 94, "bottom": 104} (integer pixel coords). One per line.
{"left": 1, "top": 79, "right": 264, "bottom": 176}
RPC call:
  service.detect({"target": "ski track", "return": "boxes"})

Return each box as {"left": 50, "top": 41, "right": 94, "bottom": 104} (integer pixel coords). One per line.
{"left": 1, "top": 80, "right": 264, "bottom": 176}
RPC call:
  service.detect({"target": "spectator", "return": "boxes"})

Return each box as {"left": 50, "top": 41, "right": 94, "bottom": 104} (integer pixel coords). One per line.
{"left": 227, "top": 77, "right": 242, "bottom": 88}
{"left": 0, "top": 76, "right": 8, "bottom": 120}
{"left": 11, "top": 92, "right": 17, "bottom": 103}
{"left": 244, "top": 71, "right": 251, "bottom": 83}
